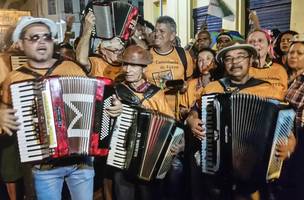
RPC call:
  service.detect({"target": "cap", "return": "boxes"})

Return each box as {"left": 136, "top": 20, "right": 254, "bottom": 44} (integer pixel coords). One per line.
{"left": 12, "top": 16, "right": 57, "bottom": 43}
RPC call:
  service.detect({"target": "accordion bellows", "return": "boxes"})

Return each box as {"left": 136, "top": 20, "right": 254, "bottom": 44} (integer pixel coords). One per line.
{"left": 201, "top": 93, "right": 295, "bottom": 183}
{"left": 87, "top": 1, "right": 138, "bottom": 41}
{"left": 11, "top": 76, "right": 114, "bottom": 162}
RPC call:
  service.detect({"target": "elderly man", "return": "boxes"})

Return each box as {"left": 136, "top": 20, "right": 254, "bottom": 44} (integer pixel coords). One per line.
{"left": 114, "top": 44, "right": 177, "bottom": 200}
{"left": 144, "top": 16, "right": 194, "bottom": 120}
{"left": 0, "top": 16, "right": 122, "bottom": 200}
{"left": 186, "top": 40, "right": 296, "bottom": 200}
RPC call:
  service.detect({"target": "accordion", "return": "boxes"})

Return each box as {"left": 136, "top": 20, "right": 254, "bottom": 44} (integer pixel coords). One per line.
{"left": 106, "top": 104, "right": 184, "bottom": 181}
{"left": 10, "top": 76, "right": 115, "bottom": 163}
{"left": 201, "top": 93, "right": 295, "bottom": 183}
{"left": 85, "top": 1, "right": 138, "bottom": 41}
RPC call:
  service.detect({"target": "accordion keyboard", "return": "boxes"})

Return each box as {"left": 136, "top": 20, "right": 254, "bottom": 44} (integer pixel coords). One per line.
{"left": 266, "top": 109, "right": 295, "bottom": 181}
{"left": 11, "top": 81, "right": 49, "bottom": 162}
{"left": 201, "top": 94, "right": 220, "bottom": 174}
{"left": 107, "top": 104, "right": 136, "bottom": 168}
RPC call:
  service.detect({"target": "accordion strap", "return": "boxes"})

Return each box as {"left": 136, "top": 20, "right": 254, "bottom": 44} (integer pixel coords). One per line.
{"left": 219, "top": 77, "right": 269, "bottom": 93}
{"left": 115, "top": 83, "right": 160, "bottom": 105}
{"left": 16, "top": 59, "right": 64, "bottom": 79}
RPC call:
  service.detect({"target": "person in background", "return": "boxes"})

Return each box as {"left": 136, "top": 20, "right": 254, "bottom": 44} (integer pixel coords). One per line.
{"left": 284, "top": 34, "right": 304, "bottom": 200}
{"left": 180, "top": 48, "right": 217, "bottom": 115}
{"left": 216, "top": 32, "right": 233, "bottom": 51}
{"left": 247, "top": 28, "right": 288, "bottom": 100}
{"left": 144, "top": 16, "right": 194, "bottom": 120}
{"left": 274, "top": 30, "right": 298, "bottom": 67}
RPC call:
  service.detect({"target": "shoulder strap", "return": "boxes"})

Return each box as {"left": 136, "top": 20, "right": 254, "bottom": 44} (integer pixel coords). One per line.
{"left": 44, "top": 59, "right": 64, "bottom": 76}
{"left": 142, "top": 84, "right": 161, "bottom": 103}
{"left": 218, "top": 77, "right": 233, "bottom": 92}
{"left": 16, "top": 66, "right": 42, "bottom": 79}
{"left": 115, "top": 83, "right": 141, "bottom": 106}
{"left": 175, "top": 47, "right": 188, "bottom": 80}
{"left": 16, "top": 59, "right": 65, "bottom": 79}
{"left": 218, "top": 77, "right": 269, "bottom": 93}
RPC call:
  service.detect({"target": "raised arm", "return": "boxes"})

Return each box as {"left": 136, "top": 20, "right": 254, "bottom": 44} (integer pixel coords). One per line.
{"left": 76, "top": 11, "right": 95, "bottom": 68}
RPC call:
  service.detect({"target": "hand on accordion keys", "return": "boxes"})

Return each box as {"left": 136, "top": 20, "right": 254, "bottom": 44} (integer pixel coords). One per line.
{"left": 105, "top": 95, "right": 123, "bottom": 117}
{"left": 186, "top": 111, "right": 206, "bottom": 140}
{"left": 275, "top": 132, "right": 296, "bottom": 161}
{"left": 0, "top": 108, "right": 20, "bottom": 136}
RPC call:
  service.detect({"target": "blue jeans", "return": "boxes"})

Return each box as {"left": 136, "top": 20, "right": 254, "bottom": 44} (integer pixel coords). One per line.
{"left": 32, "top": 165, "right": 94, "bottom": 200}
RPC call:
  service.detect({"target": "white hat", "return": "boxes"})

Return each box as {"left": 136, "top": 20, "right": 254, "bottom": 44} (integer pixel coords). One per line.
{"left": 12, "top": 16, "right": 57, "bottom": 42}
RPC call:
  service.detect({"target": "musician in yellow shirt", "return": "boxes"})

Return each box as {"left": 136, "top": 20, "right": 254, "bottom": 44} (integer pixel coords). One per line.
{"left": 186, "top": 41, "right": 296, "bottom": 200}
{"left": 144, "top": 16, "right": 194, "bottom": 119}
{"left": 0, "top": 16, "right": 122, "bottom": 200}
{"left": 113, "top": 45, "right": 181, "bottom": 200}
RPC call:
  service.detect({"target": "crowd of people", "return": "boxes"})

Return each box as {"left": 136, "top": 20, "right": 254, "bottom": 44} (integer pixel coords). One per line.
{"left": 0, "top": 4, "right": 303, "bottom": 200}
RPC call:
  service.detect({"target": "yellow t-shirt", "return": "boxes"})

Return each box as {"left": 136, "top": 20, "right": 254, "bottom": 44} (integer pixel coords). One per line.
{"left": 249, "top": 62, "right": 287, "bottom": 100}
{"left": 89, "top": 56, "right": 123, "bottom": 81}
{"left": 117, "top": 83, "right": 174, "bottom": 118}
{"left": 2, "top": 60, "right": 87, "bottom": 105}
{"left": 0, "top": 53, "right": 12, "bottom": 86}
{"left": 180, "top": 78, "right": 204, "bottom": 109}
{"left": 144, "top": 48, "right": 194, "bottom": 118}
{"left": 203, "top": 79, "right": 281, "bottom": 100}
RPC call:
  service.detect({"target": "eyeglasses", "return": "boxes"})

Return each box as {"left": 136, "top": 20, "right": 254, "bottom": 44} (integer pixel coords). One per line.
{"left": 22, "top": 33, "right": 53, "bottom": 43}
{"left": 223, "top": 55, "right": 250, "bottom": 64}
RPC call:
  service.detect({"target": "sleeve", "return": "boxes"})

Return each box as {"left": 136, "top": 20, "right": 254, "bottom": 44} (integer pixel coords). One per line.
{"left": 1, "top": 77, "right": 12, "bottom": 105}
{"left": 185, "top": 51, "right": 194, "bottom": 79}
{"left": 88, "top": 57, "right": 106, "bottom": 77}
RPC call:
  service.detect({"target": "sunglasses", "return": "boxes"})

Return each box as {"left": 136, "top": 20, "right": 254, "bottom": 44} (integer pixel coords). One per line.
{"left": 22, "top": 33, "right": 53, "bottom": 43}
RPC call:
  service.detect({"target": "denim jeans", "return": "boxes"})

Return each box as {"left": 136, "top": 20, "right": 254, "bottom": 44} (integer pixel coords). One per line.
{"left": 32, "top": 165, "right": 94, "bottom": 200}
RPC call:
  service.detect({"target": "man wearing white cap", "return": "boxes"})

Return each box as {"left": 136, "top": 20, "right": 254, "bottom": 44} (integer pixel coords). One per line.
{"left": 0, "top": 16, "right": 122, "bottom": 200}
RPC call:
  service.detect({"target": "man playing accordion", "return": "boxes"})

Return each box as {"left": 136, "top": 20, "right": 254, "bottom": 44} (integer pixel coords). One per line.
{"left": 186, "top": 40, "right": 296, "bottom": 200}
{"left": 112, "top": 44, "right": 182, "bottom": 200}
{"left": 0, "top": 16, "right": 122, "bottom": 200}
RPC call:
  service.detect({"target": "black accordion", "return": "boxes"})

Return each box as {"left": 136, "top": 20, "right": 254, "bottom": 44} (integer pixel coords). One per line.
{"left": 85, "top": 1, "right": 138, "bottom": 41}
{"left": 106, "top": 104, "right": 184, "bottom": 181}
{"left": 201, "top": 93, "right": 295, "bottom": 183}
{"left": 10, "top": 76, "right": 115, "bottom": 163}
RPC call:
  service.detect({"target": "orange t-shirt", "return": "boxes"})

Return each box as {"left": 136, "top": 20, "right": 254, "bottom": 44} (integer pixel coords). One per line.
{"left": 89, "top": 56, "right": 123, "bottom": 82}
{"left": 2, "top": 60, "right": 87, "bottom": 105}
{"left": 180, "top": 78, "right": 204, "bottom": 109}
{"left": 144, "top": 48, "right": 194, "bottom": 118}
{"left": 202, "top": 79, "right": 281, "bottom": 100}
{"left": 249, "top": 62, "right": 288, "bottom": 100}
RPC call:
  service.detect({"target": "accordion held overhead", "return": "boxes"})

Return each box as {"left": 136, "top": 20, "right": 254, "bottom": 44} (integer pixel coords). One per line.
{"left": 11, "top": 76, "right": 115, "bottom": 163}
{"left": 86, "top": 1, "right": 139, "bottom": 41}
{"left": 201, "top": 93, "right": 295, "bottom": 183}
{"left": 106, "top": 104, "right": 184, "bottom": 181}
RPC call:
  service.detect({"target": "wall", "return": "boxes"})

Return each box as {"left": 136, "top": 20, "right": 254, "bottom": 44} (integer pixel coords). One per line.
{"left": 290, "top": 0, "right": 304, "bottom": 34}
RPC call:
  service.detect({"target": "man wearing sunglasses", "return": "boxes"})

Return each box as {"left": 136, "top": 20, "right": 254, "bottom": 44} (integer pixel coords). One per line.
{"left": 186, "top": 40, "right": 296, "bottom": 200}
{"left": 0, "top": 16, "right": 122, "bottom": 200}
